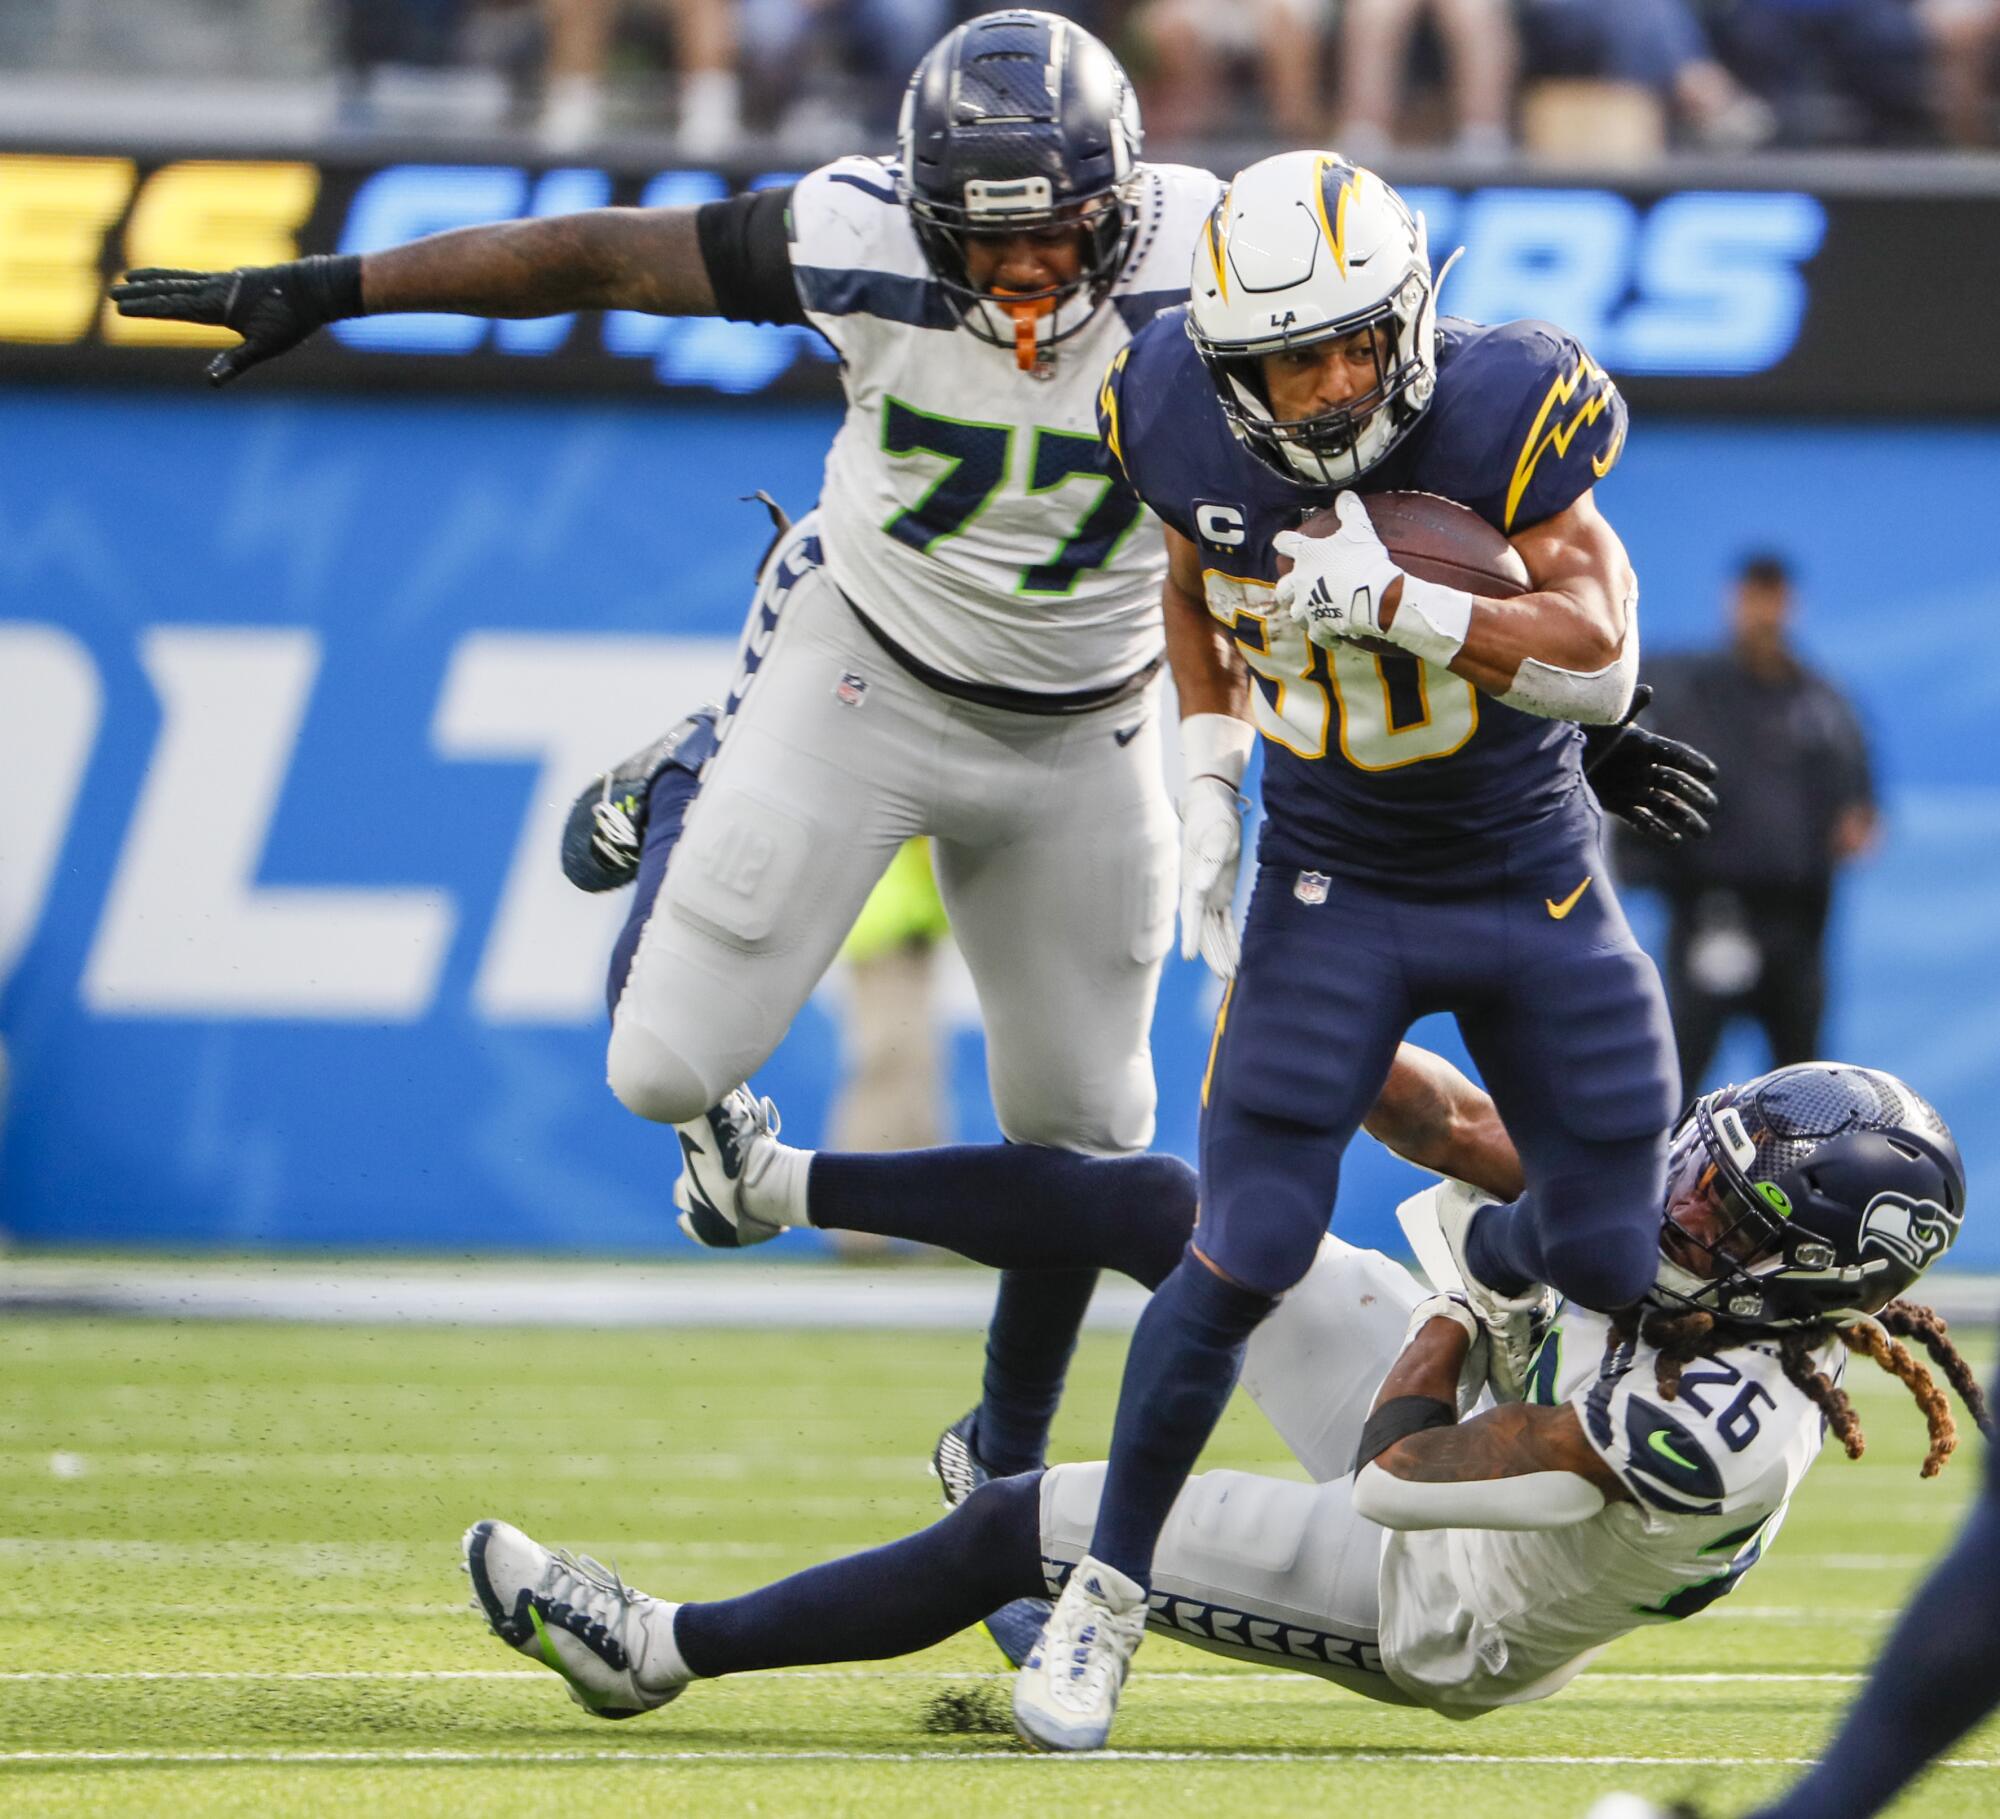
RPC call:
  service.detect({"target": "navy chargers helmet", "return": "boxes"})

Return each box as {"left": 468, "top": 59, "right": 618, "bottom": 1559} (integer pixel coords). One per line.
{"left": 1650, "top": 1063, "right": 1966, "bottom": 1330}
{"left": 897, "top": 10, "right": 1143, "bottom": 365}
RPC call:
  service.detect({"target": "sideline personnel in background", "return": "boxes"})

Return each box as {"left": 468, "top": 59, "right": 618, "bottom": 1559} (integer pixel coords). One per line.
{"left": 1624, "top": 552, "right": 1876, "bottom": 1096}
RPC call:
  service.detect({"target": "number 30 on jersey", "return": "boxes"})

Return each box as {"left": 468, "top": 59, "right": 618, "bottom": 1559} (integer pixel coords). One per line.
{"left": 1203, "top": 571, "right": 1478, "bottom": 771}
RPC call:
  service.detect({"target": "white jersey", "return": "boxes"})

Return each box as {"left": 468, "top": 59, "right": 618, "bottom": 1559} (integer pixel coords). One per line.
{"left": 787, "top": 156, "right": 1222, "bottom": 694}
{"left": 1379, "top": 1306, "right": 1834, "bottom": 1716}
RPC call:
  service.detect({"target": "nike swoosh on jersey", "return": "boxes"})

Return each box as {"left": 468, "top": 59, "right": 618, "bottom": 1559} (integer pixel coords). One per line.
{"left": 1546, "top": 876, "right": 1593, "bottom": 919}
{"left": 1647, "top": 1427, "right": 1700, "bottom": 1472}
{"left": 1114, "top": 723, "right": 1145, "bottom": 747}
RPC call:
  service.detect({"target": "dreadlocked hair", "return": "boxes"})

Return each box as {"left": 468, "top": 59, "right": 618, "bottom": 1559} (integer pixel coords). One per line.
{"left": 1841, "top": 1302, "right": 1984, "bottom": 1479}
{"left": 1877, "top": 1299, "right": 1993, "bottom": 1438}
{"left": 1605, "top": 1305, "right": 1717, "bottom": 1402}
{"left": 1779, "top": 1328, "right": 1866, "bottom": 1465}
{"left": 1608, "top": 1298, "right": 1988, "bottom": 1480}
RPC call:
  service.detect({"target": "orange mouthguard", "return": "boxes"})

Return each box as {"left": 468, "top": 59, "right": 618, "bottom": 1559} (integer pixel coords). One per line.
{"left": 996, "top": 291, "right": 1055, "bottom": 370}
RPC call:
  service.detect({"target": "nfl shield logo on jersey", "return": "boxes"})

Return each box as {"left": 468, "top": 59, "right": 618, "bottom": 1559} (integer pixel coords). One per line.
{"left": 834, "top": 671, "right": 870, "bottom": 708}
{"left": 1295, "top": 870, "right": 1331, "bottom": 906}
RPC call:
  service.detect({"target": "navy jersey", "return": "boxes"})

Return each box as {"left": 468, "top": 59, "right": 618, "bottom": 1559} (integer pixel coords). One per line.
{"left": 1100, "top": 312, "right": 1630, "bottom": 881}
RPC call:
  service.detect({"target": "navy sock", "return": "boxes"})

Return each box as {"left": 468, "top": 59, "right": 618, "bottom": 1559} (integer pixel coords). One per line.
{"left": 972, "top": 1266, "right": 1098, "bottom": 1476}
{"left": 1463, "top": 1201, "right": 1537, "bottom": 1297}
{"left": 605, "top": 764, "right": 702, "bottom": 1019}
{"left": 1087, "top": 1254, "right": 1275, "bottom": 1588}
{"left": 674, "top": 1474, "right": 1045, "bottom": 1677}
{"left": 1753, "top": 1469, "right": 2000, "bottom": 1819}
{"left": 808, "top": 1148, "right": 1195, "bottom": 1288}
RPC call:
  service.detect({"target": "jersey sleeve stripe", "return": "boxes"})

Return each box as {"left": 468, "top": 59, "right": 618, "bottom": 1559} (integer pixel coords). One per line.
{"left": 793, "top": 267, "right": 958, "bottom": 328}
{"left": 826, "top": 170, "right": 900, "bottom": 206}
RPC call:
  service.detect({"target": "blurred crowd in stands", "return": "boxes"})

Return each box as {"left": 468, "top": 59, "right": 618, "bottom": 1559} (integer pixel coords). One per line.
{"left": 7, "top": 0, "right": 2000, "bottom": 156}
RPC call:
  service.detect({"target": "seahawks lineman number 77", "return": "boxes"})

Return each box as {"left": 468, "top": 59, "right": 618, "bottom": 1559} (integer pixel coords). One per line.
{"left": 113, "top": 11, "right": 1222, "bottom": 1626}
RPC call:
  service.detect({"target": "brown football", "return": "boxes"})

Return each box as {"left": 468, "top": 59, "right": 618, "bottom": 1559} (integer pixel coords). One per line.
{"left": 1280, "top": 491, "right": 1528, "bottom": 655}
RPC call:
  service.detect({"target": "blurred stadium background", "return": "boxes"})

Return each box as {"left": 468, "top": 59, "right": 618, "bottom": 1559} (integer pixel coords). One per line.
{"left": 5, "top": 0, "right": 2000, "bottom": 1271}
{"left": 6, "top": 4, "right": 2000, "bottom": 1814}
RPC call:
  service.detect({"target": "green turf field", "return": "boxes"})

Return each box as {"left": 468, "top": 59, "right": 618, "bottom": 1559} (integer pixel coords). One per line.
{"left": 4, "top": 1315, "right": 1995, "bottom": 1817}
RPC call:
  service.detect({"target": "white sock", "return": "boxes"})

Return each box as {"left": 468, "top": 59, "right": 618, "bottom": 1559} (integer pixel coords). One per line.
{"left": 643, "top": 1601, "right": 693, "bottom": 1690}
{"left": 742, "top": 1140, "right": 813, "bottom": 1229}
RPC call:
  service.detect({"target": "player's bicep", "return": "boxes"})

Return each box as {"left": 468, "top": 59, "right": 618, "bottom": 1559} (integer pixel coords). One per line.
{"left": 1163, "top": 525, "right": 1249, "bottom": 716}
{"left": 1379, "top": 1401, "right": 1628, "bottom": 1496}
{"left": 1164, "top": 522, "right": 1208, "bottom": 607}
{"left": 1508, "top": 489, "right": 1636, "bottom": 657}
{"left": 1354, "top": 1403, "right": 1628, "bottom": 1530}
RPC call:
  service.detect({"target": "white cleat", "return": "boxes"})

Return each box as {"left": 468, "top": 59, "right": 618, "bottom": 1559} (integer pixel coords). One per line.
{"left": 674, "top": 1087, "right": 786, "bottom": 1248}
{"left": 1582, "top": 1800, "right": 1703, "bottom": 1819}
{"left": 1397, "top": 1179, "right": 1556, "bottom": 1402}
{"left": 462, "top": 1519, "right": 689, "bottom": 1719}
{"left": 1011, "top": 1554, "right": 1149, "bottom": 1752}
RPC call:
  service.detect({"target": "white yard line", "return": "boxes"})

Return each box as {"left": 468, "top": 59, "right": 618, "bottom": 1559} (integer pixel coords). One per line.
{"left": 0, "top": 1668, "right": 1867, "bottom": 1684}
{"left": 12, "top": 1260, "right": 1999, "bottom": 1328}
{"left": 1, "top": 1749, "right": 1995, "bottom": 1769}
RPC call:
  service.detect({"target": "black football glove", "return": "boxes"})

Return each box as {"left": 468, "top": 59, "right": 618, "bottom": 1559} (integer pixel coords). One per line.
{"left": 1581, "top": 684, "right": 1720, "bottom": 845}
{"left": 109, "top": 254, "right": 364, "bottom": 385}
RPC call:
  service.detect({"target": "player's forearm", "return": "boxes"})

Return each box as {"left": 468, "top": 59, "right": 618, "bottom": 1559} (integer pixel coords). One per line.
{"left": 1362, "top": 1046, "right": 1526, "bottom": 1202}
{"left": 1371, "top": 1312, "right": 1470, "bottom": 1413}
{"left": 361, "top": 207, "right": 716, "bottom": 318}
{"left": 1439, "top": 578, "right": 1630, "bottom": 707}
{"left": 1163, "top": 579, "right": 1251, "bottom": 722}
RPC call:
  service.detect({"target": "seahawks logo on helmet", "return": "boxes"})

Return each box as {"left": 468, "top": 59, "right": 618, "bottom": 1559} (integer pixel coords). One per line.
{"left": 1857, "top": 1192, "right": 1961, "bottom": 1271}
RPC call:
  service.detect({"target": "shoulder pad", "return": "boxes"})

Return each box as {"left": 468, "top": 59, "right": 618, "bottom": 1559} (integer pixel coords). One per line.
{"left": 1426, "top": 319, "right": 1628, "bottom": 534}
{"left": 1110, "top": 166, "right": 1221, "bottom": 333}
{"left": 1098, "top": 308, "right": 1202, "bottom": 538}
{"left": 788, "top": 157, "right": 942, "bottom": 321}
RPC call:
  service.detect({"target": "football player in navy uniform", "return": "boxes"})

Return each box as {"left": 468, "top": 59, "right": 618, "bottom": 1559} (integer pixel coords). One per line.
{"left": 998, "top": 151, "right": 1685, "bottom": 1748}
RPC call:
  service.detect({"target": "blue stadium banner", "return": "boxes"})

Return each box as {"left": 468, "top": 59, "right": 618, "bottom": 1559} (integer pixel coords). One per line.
{"left": 1, "top": 143, "right": 1994, "bottom": 411}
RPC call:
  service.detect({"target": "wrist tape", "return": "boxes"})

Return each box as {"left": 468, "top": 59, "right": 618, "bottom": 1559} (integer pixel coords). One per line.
{"left": 1386, "top": 573, "right": 1473, "bottom": 668}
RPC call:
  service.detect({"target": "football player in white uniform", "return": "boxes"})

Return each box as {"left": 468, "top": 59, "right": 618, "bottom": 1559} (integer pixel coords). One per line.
{"left": 113, "top": 11, "right": 1222, "bottom": 1573}
{"left": 461, "top": 1057, "right": 1988, "bottom": 1736}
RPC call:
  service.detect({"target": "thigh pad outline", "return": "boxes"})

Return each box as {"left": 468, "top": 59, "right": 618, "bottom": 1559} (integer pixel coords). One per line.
{"left": 665, "top": 784, "right": 815, "bottom": 949}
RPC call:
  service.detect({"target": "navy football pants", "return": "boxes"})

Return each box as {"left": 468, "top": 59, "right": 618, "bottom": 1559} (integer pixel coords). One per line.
{"left": 1197, "top": 808, "right": 1677, "bottom": 1306}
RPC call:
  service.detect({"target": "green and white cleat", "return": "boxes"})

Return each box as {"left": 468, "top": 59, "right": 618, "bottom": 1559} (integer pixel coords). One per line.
{"left": 462, "top": 1519, "right": 689, "bottom": 1719}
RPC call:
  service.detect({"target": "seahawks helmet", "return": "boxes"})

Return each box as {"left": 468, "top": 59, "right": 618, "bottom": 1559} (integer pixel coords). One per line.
{"left": 897, "top": 10, "right": 1143, "bottom": 362}
{"left": 1650, "top": 1063, "right": 1966, "bottom": 1329}
{"left": 1187, "top": 152, "right": 1451, "bottom": 488}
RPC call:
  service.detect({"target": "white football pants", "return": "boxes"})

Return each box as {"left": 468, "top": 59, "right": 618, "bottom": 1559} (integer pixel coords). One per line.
{"left": 1038, "top": 1237, "right": 1426, "bottom": 1702}
{"left": 607, "top": 513, "right": 1177, "bottom": 1154}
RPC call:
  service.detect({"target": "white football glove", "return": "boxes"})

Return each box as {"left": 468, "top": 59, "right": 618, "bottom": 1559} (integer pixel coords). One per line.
{"left": 1176, "top": 713, "right": 1256, "bottom": 981}
{"left": 1273, "top": 492, "right": 1401, "bottom": 648}
{"left": 1180, "top": 774, "right": 1243, "bottom": 979}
